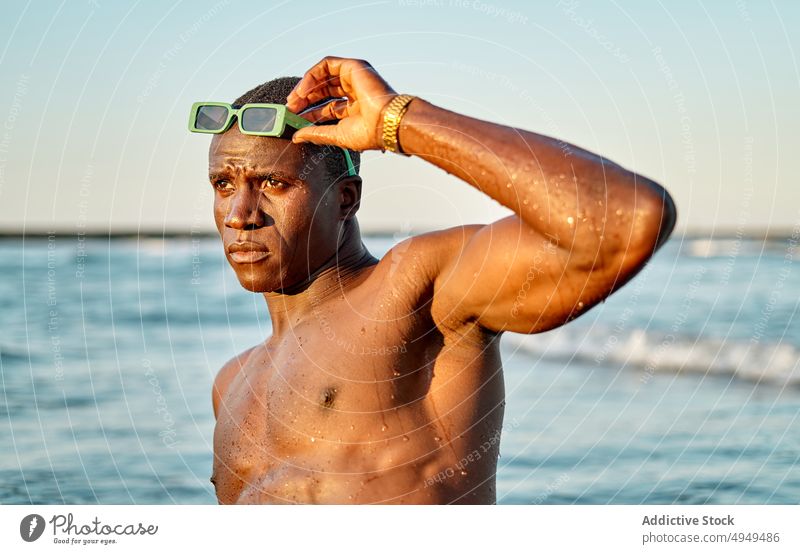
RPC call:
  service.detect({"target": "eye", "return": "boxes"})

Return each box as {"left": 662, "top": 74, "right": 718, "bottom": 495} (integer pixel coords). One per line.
{"left": 212, "top": 179, "right": 234, "bottom": 193}
{"left": 261, "top": 176, "right": 289, "bottom": 191}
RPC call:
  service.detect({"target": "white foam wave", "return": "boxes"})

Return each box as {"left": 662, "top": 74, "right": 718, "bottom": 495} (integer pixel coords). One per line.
{"left": 505, "top": 327, "right": 800, "bottom": 387}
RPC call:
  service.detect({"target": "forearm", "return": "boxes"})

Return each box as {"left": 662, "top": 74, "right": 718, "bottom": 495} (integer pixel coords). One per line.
{"left": 398, "top": 99, "right": 674, "bottom": 259}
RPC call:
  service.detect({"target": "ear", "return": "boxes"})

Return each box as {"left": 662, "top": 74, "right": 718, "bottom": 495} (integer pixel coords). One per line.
{"left": 337, "top": 175, "right": 362, "bottom": 221}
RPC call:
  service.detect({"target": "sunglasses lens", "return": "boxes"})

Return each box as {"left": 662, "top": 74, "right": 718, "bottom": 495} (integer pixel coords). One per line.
{"left": 241, "top": 107, "right": 278, "bottom": 133}
{"left": 195, "top": 105, "right": 229, "bottom": 131}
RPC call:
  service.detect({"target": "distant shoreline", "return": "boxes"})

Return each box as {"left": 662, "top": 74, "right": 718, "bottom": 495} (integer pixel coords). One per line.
{"left": 0, "top": 228, "right": 796, "bottom": 241}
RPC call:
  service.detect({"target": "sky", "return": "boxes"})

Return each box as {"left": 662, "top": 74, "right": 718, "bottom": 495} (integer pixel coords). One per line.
{"left": 0, "top": 0, "right": 797, "bottom": 235}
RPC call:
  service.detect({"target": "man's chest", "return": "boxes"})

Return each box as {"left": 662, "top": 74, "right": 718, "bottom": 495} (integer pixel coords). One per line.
{"left": 215, "top": 316, "right": 441, "bottom": 449}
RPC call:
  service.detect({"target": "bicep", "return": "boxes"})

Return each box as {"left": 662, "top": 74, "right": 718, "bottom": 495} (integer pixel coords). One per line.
{"left": 433, "top": 216, "right": 618, "bottom": 334}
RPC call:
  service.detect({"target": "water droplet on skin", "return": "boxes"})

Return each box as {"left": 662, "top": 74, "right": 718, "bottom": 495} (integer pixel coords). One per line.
{"left": 616, "top": 208, "right": 623, "bottom": 216}
{"left": 360, "top": 326, "right": 366, "bottom": 335}
{"left": 401, "top": 435, "right": 409, "bottom": 442}
{"left": 434, "top": 436, "right": 441, "bottom": 442}
{"left": 577, "top": 301, "right": 584, "bottom": 309}
{"left": 567, "top": 216, "right": 575, "bottom": 225}
{"left": 381, "top": 425, "right": 387, "bottom": 432}
{"left": 310, "top": 437, "right": 316, "bottom": 442}
{"left": 350, "top": 425, "right": 355, "bottom": 430}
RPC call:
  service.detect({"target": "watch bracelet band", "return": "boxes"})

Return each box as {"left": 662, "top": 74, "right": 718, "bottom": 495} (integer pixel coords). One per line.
{"left": 381, "top": 94, "right": 415, "bottom": 155}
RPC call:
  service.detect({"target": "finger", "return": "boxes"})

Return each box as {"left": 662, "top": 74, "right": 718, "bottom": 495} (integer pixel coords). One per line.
{"left": 301, "top": 57, "right": 348, "bottom": 97}
{"left": 288, "top": 57, "right": 373, "bottom": 111}
{"left": 299, "top": 98, "right": 350, "bottom": 123}
{"left": 302, "top": 75, "right": 342, "bottom": 93}
{"left": 288, "top": 78, "right": 348, "bottom": 115}
{"left": 293, "top": 82, "right": 348, "bottom": 110}
{"left": 291, "top": 124, "right": 342, "bottom": 147}
{"left": 286, "top": 75, "right": 320, "bottom": 112}
{"left": 286, "top": 56, "right": 347, "bottom": 111}
{"left": 288, "top": 76, "right": 344, "bottom": 113}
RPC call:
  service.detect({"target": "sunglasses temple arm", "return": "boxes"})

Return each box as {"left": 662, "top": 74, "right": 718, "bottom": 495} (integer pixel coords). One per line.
{"left": 283, "top": 110, "right": 354, "bottom": 176}
{"left": 341, "top": 148, "right": 356, "bottom": 177}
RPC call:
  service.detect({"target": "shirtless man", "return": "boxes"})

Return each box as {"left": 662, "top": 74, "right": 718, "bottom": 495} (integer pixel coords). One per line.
{"left": 204, "top": 57, "right": 676, "bottom": 504}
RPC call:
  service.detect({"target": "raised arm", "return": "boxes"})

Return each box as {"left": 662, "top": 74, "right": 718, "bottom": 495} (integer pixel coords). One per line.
{"left": 287, "top": 57, "right": 676, "bottom": 334}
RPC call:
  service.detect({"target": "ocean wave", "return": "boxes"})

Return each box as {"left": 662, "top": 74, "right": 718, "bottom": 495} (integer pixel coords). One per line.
{"left": 505, "top": 327, "right": 800, "bottom": 387}
{"left": 681, "top": 238, "right": 791, "bottom": 258}
{"left": 0, "top": 346, "right": 32, "bottom": 363}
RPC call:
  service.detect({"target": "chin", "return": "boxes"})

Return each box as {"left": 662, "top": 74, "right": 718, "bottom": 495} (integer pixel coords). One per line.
{"left": 233, "top": 270, "right": 282, "bottom": 293}
{"left": 235, "top": 278, "right": 273, "bottom": 293}
{"left": 227, "top": 259, "right": 280, "bottom": 293}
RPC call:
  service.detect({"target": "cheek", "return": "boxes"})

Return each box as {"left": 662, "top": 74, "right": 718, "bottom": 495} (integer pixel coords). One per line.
{"left": 306, "top": 191, "right": 339, "bottom": 232}
{"left": 213, "top": 196, "right": 228, "bottom": 229}
{"left": 278, "top": 191, "right": 338, "bottom": 259}
{"left": 280, "top": 188, "right": 324, "bottom": 231}
{"left": 270, "top": 193, "right": 314, "bottom": 253}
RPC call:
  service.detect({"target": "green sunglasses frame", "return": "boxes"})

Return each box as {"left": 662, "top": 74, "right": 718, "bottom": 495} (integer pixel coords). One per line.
{"left": 188, "top": 102, "right": 356, "bottom": 177}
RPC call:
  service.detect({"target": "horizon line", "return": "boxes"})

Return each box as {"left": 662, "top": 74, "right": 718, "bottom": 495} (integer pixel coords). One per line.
{"left": 0, "top": 226, "right": 796, "bottom": 241}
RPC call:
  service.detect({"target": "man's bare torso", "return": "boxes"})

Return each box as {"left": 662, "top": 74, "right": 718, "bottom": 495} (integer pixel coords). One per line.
{"left": 211, "top": 230, "right": 505, "bottom": 504}
{"left": 206, "top": 57, "right": 674, "bottom": 504}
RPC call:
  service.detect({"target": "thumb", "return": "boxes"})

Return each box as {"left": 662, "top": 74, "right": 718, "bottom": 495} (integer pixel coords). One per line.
{"left": 292, "top": 125, "right": 341, "bottom": 147}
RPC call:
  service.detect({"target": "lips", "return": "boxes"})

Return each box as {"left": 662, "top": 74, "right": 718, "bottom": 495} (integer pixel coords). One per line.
{"left": 227, "top": 241, "right": 270, "bottom": 264}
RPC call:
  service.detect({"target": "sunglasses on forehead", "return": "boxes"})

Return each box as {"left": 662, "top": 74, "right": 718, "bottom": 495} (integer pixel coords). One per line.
{"left": 187, "top": 102, "right": 356, "bottom": 177}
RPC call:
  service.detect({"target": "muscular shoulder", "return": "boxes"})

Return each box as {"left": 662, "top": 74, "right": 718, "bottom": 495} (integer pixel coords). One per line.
{"left": 374, "top": 225, "right": 488, "bottom": 330}
{"left": 377, "top": 225, "right": 485, "bottom": 283}
{"left": 211, "top": 346, "right": 258, "bottom": 419}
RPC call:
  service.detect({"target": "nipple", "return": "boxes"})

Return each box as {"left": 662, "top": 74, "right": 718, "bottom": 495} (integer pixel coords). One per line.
{"left": 320, "top": 386, "right": 337, "bottom": 409}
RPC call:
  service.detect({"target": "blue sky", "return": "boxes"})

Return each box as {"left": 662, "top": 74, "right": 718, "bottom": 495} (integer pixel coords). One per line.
{"left": 0, "top": 0, "right": 797, "bottom": 233}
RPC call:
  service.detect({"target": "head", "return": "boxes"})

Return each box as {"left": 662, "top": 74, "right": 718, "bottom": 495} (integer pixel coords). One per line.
{"left": 208, "top": 76, "right": 362, "bottom": 293}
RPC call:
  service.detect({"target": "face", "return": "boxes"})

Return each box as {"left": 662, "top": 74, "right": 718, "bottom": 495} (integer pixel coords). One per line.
{"left": 208, "top": 126, "right": 356, "bottom": 293}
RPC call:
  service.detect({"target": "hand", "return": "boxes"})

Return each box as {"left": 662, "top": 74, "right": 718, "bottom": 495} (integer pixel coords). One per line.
{"left": 286, "top": 57, "right": 398, "bottom": 152}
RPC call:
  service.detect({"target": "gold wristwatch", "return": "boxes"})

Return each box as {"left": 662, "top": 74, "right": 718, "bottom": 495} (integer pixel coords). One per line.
{"left": 381, "top": 94, "right": 415, "bottom": 155}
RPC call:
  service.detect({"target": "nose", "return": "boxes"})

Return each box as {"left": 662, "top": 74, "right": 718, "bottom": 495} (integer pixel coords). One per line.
{"left": 224, "top": 188, "right": 267, "bottom": 230}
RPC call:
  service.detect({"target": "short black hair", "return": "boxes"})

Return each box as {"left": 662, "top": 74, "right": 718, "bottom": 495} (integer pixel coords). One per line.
{"left": 232, "top": 76, "right": 360, "bottom": 183}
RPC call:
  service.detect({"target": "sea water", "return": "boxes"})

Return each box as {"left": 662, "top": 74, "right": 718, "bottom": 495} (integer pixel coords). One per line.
{"left": 0, "top": 234, "right": 797, "bottom": 504}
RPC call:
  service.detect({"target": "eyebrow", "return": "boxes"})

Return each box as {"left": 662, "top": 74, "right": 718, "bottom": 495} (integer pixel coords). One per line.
{"left": 207, "top": 169, "right": 299, "bottom": 184}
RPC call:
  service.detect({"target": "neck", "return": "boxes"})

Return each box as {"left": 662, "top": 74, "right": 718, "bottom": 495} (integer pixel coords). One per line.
{"left": 263, "top": 222, "right": 377, "bottom": 338}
